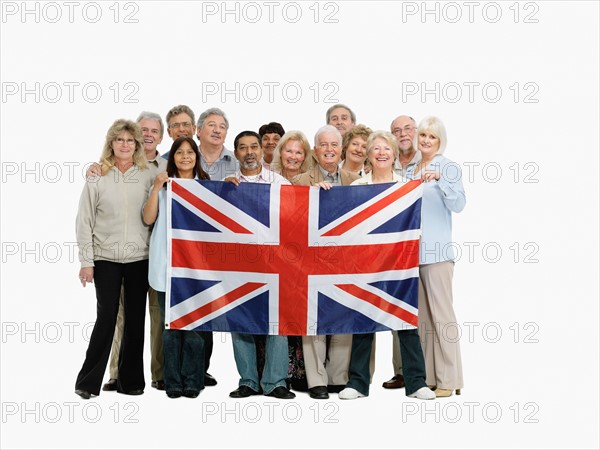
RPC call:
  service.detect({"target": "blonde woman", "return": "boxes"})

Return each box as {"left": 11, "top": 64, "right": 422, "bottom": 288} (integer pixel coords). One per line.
{"left": 270, "top": 130, "right": 312, "bottom": 181}
{"left": 75, "top": 119, "right": 153, "bottom": 399}
{"left": 406, "top": 116, "right": 465, "bottom": 397}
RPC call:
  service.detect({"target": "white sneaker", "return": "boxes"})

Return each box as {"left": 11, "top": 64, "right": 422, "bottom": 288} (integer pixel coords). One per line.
{"left": 338, "top": 387, "right": 366, "bottom": 400}
{"left": 407, "top": 386, "right": 435, "bottom": 400}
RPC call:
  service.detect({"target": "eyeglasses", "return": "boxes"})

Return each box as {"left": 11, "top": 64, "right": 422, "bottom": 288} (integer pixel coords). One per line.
{"left": 392, "top": 126, "right": 415, "bottom": 136}
{"left": 169, "top": 122, "right": 192, "bottom": 129}
{"left": 115, "top": 138, "right": 135, "bottom": 145}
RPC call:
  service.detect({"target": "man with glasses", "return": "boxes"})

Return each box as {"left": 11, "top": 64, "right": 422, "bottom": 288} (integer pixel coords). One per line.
{"left": 380, "top": 115, "right": 422, "bottom": 391}
{"left": 293, "top": 125, "right": 360, "bottom": 399}
{"left": 195, "top": 107, "right": 239, "bottom": 180}
{"left": 391, "top": 115, "right": 421, "bottom": 177}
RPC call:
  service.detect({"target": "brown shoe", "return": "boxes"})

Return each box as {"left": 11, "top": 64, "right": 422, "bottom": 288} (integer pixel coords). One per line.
{"left": 102, "top": 378, "right": 118, "bottom": 391}
{"left": 382, "top": 374, "right": 405, "bottom": 389}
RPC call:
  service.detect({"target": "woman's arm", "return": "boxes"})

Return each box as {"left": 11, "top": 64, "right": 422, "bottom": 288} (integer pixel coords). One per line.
{"left": 435, "top": 160, "right": 466, "bottom": 213}
{"left": 76, "top": 181, "right": 98, "bottom": 268}
{"left": 143, "top": 171, "right": 169, "bottom": 225}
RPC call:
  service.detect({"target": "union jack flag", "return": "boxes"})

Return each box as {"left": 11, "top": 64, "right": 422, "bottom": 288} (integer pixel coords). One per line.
{"left": 166, "top": 179, "right": 422, "bottom": 335}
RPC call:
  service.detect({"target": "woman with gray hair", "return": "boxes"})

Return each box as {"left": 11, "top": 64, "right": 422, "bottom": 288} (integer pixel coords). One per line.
{"left": 74, "top": 119, "right": 153, "bottom": 399}
{"left": 406, "top": 116, "right": 465, "bottom": 397}
{"left": 338, "top": 131, "right": 435, "bottom": 401}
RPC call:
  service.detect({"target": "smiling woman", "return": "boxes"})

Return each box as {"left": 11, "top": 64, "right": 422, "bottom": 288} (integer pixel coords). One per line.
{"left": 406, "top": 116, "right": 466, "bottom": 398}
{"left": 143, "top": 136, "right": 210, "bottom": 399}
{"left": 74, "top": 119, "right": 153, "bottom": 400}
{"left": 340, "top": 124, "right": 372, "bottom": 176}
{"left": 270, "top": 130, "right": 312, "bottom": 181}
{"left": 338, "top": 131, "right": 435, "bottom": 401}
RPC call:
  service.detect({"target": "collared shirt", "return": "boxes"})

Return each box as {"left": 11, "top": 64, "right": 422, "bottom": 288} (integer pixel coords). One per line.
{"left": 228, "top": 166, "right": 291, "bottom": 185}
{"left": 351, "top": 171, "right": 402, "bottom": 185}
{"left": 405, "top": 154, "right": 466, "bottom": 265}
{"left": 339, "top": 160, "right": 367, "bottom": 178}
{"left": 200, "top": 146, "right": 239, "bottom": 181}
{"left": 394, "top": 150, "right": 421, "bottom": 177}
{"left": 318, "top": 165, "right": 341, "bottom": 185}
{"left": 147, "top": 151, "right": 167, "bottom": 178}
{"left": 260, "top": 158, "right": 272, "bottom": 171}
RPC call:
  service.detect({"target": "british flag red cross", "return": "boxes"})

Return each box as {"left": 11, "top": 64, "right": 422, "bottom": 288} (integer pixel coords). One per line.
{"left": 166, "top": 179, "right": 422, "bottom": 335}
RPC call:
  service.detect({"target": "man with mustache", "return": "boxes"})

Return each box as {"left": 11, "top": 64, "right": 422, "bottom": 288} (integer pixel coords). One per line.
{"left": 391, "top": 115, "right": 421, "bottom": 177}
{"left": 224, "top": 131, "right": 296, "bottom": 399}
{"left": 196, "top": 107, "right": 239, "bottom": 180}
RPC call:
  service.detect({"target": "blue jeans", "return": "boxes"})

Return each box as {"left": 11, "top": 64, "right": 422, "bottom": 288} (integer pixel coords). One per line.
{"left": 232, "top": 333, "right": 288, "bottom": 394}
{"left": 157, "top": 291, "right": 205, "bottom": 393}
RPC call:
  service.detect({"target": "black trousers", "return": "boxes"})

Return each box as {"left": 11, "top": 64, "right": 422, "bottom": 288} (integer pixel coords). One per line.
{"left": 75, "top": 259, "right": 149, "bottom": 395}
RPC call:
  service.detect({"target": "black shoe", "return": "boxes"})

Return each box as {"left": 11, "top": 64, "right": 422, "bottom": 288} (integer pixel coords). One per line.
{"left": 204, "top": 373, "right": 217, "bottom": 386}
{"left": 183, "top": 390, "right": 200, "bottom": 398}
{"left": 167, "top": 390, "right": 182, "bottom": 399}
{"left": 229, "top": 385, "right": 261, "bottom": 398}
{"left": 266, "top": 386, "right": 296, "bottom": 399}
{"left": 75, "top": 389, "right": 91, "bottom": 400}
{"left": 102, "top": 378, "right": 117, "bottom": 391}
{"left": 308, "top": 386, "right": 329, "bottom": 399}
{"left": 121, "top": 389, "right": 144, "bottom": 396}
{"left": 327, "top": 384, "right": 345, "bottom": 393}
{"left": 151, "top": 380, "right": 166, "bottom": 390}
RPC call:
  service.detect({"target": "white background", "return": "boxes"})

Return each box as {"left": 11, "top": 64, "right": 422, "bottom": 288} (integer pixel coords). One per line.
{"left": 1, "top": 1, "right": 598, "bottom": 448}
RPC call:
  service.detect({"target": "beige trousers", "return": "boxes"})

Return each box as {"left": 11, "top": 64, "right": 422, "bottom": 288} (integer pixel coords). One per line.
{"left": 302, "top": 334, "right": 352, "bottom": 388}
{"left": 109, "top": 287, "right": 164, "bottom": 381}
{"left": 391, "top": 331, "right": 403, "bottom": 375}
{"left": 418, "top": 261, "right": 463, "bottom": 390}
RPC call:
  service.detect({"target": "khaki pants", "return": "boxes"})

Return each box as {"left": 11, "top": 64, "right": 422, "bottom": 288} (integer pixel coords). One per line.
{"left": 302, "top": 334, "right": 352, "bottom": 388}
{"left": 418, "top": 261, "right": 463, "bottom": 390}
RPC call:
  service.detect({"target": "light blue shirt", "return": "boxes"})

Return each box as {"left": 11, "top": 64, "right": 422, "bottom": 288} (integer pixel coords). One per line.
{"left": 405, "top": 155, "right": 466, "bottom": 265}
{"left": 148, "top": 188, "right": 168, "bottom": 292}
{"left": 201, "top": 146, "right": 239, "bottom": 181}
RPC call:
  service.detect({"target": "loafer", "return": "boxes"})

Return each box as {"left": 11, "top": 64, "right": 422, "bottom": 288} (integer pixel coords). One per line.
{"left": 435, "top": 388, "right": 461, "bottom": 397}
{"left": 121, "top": 389, "right": 144, "bottom": 396}
{"left": 407, "top": 386, "right": 435, "bottom": 400}
{"left": 151, "top": 380, "right": 166, "bottom": 390}
{"left": 308, "top": 386, "right": 329, "bottom": 399}
{"left": 183, "top": 390, "right": 200, "bottom": 398}
{"left": 229, "top": 385, "right": 261, "bottom": 398}
{"left": 382, "top": 374, "right": 405, "bottom": 389}
{"left": 265, "top": 386, "right": 296, "bottom": 399}
{"left": 75, "top": 389, "right": 91, "bottom": 400}
{"left": 204, "top": 373, "right": 218, "bottom": 386}
{"left": 102, "top": 378, "right": 118, "bottom": 391}
{"left": 338, "top": 387, "right": 366, "bottom": 400}
{"left": 167, "top": 390, "right": 182, "bottom": 399}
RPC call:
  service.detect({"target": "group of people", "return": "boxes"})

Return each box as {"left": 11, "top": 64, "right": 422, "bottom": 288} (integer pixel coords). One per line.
{"left": 74, "top": 103, "right": 465, "bottom": 402}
